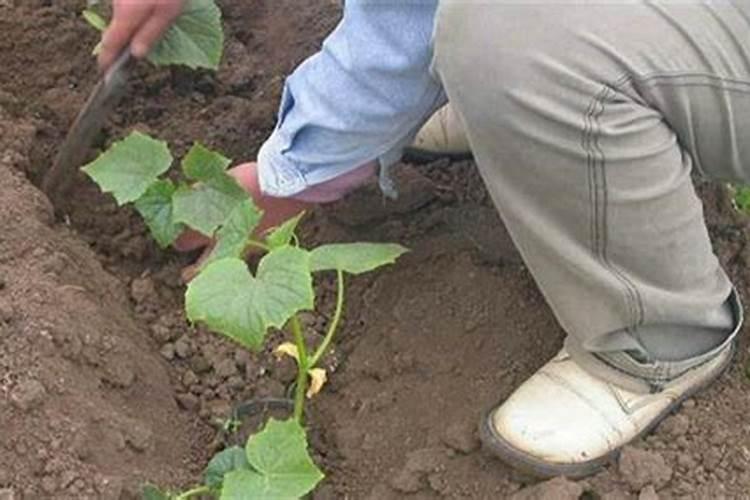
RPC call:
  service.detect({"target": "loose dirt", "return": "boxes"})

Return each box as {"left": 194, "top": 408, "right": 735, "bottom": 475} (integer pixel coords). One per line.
{"left": 1, "top": 1, "right": 750, "bottom": 499}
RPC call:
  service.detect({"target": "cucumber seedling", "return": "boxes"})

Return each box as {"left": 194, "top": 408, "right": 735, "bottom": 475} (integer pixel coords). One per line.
{"left": 82, "top": 4, "right": 406, "bottom": 497}
{"left": 84, "top": 133, "right": 407, "bottom": 499}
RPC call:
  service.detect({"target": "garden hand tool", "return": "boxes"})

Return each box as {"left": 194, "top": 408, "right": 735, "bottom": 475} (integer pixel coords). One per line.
{"left": 42, "top": 50, "right": 132, "bottom": 205}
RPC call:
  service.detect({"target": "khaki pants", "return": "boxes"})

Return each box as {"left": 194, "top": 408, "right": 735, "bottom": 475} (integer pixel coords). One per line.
{"left": 433, "top": 2, "right": 748, "bottom": 387}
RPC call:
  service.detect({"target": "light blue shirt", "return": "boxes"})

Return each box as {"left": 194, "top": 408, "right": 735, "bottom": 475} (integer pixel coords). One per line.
{"left": 257, "top": 0, "right": 445, "bottom": 198}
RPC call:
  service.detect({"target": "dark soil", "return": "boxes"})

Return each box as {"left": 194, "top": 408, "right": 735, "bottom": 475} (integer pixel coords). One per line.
{"left": 2, "top": 1, "right": 750, "bottom": 499}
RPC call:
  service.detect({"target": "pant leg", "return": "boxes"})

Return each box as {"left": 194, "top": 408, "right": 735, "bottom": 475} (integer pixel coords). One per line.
{"left": 432, "top": 2, "right": 750, "bottom": 380}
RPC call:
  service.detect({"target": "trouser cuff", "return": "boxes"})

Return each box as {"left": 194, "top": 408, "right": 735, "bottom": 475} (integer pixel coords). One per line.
{"left": 565, "top": 289, "right": 743, "bottom": 394}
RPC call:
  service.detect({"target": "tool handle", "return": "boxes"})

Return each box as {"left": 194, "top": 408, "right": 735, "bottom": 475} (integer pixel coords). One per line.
{"left": 104, "top": 49, "right": 132, "bottom": 86}
{"left": 42, "top": 49, "right": 133, "bottom": 208}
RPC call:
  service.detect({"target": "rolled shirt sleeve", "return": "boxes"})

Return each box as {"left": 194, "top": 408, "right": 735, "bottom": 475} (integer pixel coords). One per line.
{"left": 257, "top": 0, "right": 445, "bottom": 198}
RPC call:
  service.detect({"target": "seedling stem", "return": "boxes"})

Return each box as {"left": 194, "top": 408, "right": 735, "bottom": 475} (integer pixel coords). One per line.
{"left": 291, "top": 314, "right": 309, "bottom": 422}
{"left": 175, "top": 485, "right": 210, "bottom": 500}
{"left": 310, "top": 270, "right": 345, "bottom": 367}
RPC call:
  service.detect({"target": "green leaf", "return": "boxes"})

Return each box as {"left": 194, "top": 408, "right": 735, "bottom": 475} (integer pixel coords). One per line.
{"left": 82, "top": 131, "right": 173, "bottom": 205}
{"left": 265, "top": 213, "right": 305, "bottom": 250}
{"left": 205, "top": 446, "right": 250, "bottom": 489}
{"left": 219, "top": 470, "right": 268, "bottom": 500}
{"left": 185, "top": 247, "right": 314, "bottom": 350}
{"left": 172, "top": 143, "right": 245, "bottom": 236}
{"left": 172, "top": 175, "right": 247, "bottom": 236}
{"left": 147, "top": 0, "right": 224, "bottom": 70}
{"left": 201, "top": 199, "right": 263, "bottom": 268}
{"left": 734, "top": 185, "right": 750, "bottom": 214}
{"left": 141, "top": 484, "right": 171, "bottom": 500}
{"left": 134, "top": 180, "right": 184, "bottom": 248}
{"left": 310, "top": 243, "right": 408, "bottom": 275}
{"left": 220, "top": 419, "right": 323, "bottom": 500}
{"left": 82, "top": 9, "right": 107, "bottom": 31}
{"left": 182, "top": 142, "right": 232, "bottom": 181}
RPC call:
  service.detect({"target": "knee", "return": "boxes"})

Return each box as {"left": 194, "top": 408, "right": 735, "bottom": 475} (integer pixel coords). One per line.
{"left": 434, "top": 3, "right": 621, "bottom": 105}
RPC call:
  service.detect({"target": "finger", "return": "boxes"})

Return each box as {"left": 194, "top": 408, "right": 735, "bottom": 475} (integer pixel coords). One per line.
{"left": 130, "top": 5, "right": 181, "bottom": 58}
{"left": 181, "top": 241, "right": 216, "bottom": 283}
{"left": 227, "top": 163, "right": 262, "bottom": 195}
{"left": 173, "top": 230, "right": 212, "bottom": 252}
{"left": 98, "top": 4, "right": 153, "bottom": 69}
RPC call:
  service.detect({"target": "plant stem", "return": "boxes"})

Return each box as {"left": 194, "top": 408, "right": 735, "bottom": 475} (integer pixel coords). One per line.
{"left": 309, "top": 270, "right": 345, "bottom": 368}
{"left": 175, "top": 485, "right": 211, "bottom": 500}
{"left": 245, "top": 239, "right": 271, "bottom": 252}
{"left": 291, "top": 314, "right": 308, "bottom": 423}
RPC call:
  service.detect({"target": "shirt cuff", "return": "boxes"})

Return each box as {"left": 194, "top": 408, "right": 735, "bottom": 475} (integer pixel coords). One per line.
{"left": 256, "top": 131, "right": 309, "bottom": 198}
{"left": 257, "top": 130, "right": 406, "bottom": 199}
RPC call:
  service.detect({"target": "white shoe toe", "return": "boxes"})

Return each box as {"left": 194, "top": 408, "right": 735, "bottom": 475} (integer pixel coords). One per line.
{"left": 482, "top": 346, "right": 732, "bottom": 477}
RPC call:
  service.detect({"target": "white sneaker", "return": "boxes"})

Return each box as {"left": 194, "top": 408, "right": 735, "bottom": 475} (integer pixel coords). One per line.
{"left": 480, "top": 345, "right": 734, "bottom": 478}
{"left": 405, "top": 103, "right": 472, "bottom": 161}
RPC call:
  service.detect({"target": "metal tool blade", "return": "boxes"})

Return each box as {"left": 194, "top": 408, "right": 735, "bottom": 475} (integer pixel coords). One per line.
{"left": 42, "top": 50, "right": 132, "bottom": 204}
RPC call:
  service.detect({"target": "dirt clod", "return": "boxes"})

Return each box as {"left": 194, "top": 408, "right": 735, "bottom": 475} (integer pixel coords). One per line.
{"left": 175, "top": 337, "right": 193, "bottom": 359}
{"left": 214, "top": 358, "right": 238, "bottom": 379}
{"left": 160, "top": 342, "right": 176, "bottom": 360}
{"left": 254, "top": 378, "right": 287, "bottom": 399}
{"left": 618, "top": 446, "right": 673, "bottom": 491}
{"left": 124, "top": 422, "right": 154, "bottom": 452}
{"left": 389, "top": 468, "right": 424, "bottom": 493}
{"left": 150, "top": 321, "right": 179, "bottom": 344}
{"left": 190, "top": 355, "right": 211, "bottom": 374}
{"left": 10, "top": 379, "right": 46, "bottom": 411}
{"left": 600, "top": 490, "right": 631, "bottom": 500}
{"left": 509, "top": 477, "right": 584, "bottom": 500}
{"left": 441, "top": 420, "right": 479, "bottom": 454}
{"left": 206, "top": 399, "right": 231, "bottom": 422}
{"left": 0, "top": 298, "right": 13, "bottom": 322}
{"left": 658, "top": 414, "right": 690, "bottom": 438}
{"left": 182, "top": 369, "right": 199, "bottom": 388}
{"left": 638, "top": 485, "right": 659, "bottom": 500}
{"left": 389, "top": 447, "right": 448, "bottom": 493}
{"left": 273, "top": 356, "right": 298, "bottom": 384}
{"left": 40, "top": 475, "right": 57, "bottom": 494}
{"left": 176, "top": 393, "right": 199, "bottom": 411}
{"left": 0, "top": 489, "right": 15, "bottom": 500}
{"left": 130, "top": 276, "right": 157, "bottom": 304}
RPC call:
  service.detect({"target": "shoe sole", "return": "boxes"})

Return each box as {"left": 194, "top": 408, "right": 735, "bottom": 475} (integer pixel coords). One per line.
{"left": 478, "top": 343, "right": 736, "bottom": 479}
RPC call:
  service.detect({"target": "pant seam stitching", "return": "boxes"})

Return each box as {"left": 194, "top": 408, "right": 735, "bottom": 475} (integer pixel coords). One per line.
{"left": 584, "top": 73, "right": 646, "bottom": 331}
{"left": 594, "top": 83, "right": 644, "bottom": 325}
{"left": 584, "top": 82, "right": 637, "bottom": 327}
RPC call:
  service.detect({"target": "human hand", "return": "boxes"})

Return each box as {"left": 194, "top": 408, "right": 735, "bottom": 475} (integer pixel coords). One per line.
{"left": 98, "top": 0, "right": 186, "bottom": 70}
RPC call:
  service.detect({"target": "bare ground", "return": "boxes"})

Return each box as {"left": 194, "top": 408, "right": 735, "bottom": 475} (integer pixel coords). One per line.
{"left": 1, "top": 1, "right": 750, "bottom": 499}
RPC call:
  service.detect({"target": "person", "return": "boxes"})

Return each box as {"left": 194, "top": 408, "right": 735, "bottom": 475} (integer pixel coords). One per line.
{"left": 98, "top": 1, "right": 747, "bottom": 478}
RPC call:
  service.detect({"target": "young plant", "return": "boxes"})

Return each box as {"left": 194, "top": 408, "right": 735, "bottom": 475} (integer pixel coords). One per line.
{"left": 81, "top": 4, "right": 406, "bottom": 496}
{"left": 83, "top": 132, "right": 407, "bottom": 499}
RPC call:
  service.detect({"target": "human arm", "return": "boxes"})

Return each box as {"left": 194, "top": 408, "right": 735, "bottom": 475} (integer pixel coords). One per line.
{"left": 257, "top": 0, "right": 446, "bottom": 199}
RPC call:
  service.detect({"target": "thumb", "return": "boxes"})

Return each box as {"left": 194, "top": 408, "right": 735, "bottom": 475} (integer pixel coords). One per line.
{"left": 181, "top": 241, "right": 216, "bottom": 284}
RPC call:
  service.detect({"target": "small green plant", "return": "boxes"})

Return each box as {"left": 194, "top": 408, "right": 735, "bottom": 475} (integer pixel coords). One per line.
{"left": 81, "top": 5, "right": 406, "bottom": 497}
{"left": 83, "top": 132, "right": 407, "bottom": 499}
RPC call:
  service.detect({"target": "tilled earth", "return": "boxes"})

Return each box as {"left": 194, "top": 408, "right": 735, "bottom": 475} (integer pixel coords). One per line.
{"left": 2, "top": 1, "right": 750, "bottom": 499}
